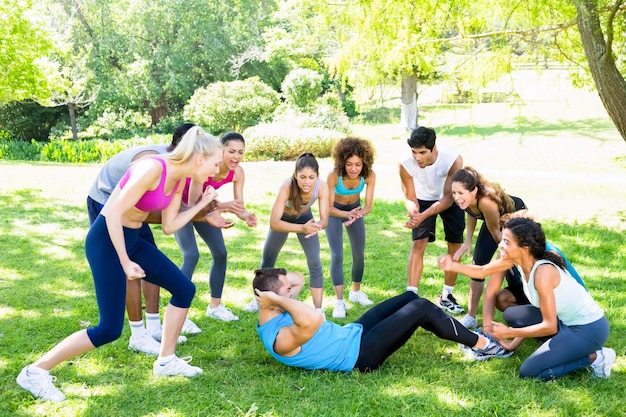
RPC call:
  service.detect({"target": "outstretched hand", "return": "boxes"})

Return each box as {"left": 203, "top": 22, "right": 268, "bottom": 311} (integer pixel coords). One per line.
{"left": 437, "top": 254, "right": 454, "bottom": 271}
{"left": 453, "top": 243, "right": 471, "bottom": 261}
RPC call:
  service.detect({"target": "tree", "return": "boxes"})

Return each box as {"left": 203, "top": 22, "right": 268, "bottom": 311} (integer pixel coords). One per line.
{"left": 573, "top": 0, "right": 626, "bottom": 142}
{"left": 0, "top": 0, "right": 53, "bottom": 104}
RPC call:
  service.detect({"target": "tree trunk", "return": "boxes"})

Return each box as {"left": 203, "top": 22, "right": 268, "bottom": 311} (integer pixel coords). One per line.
{"left": 400, "top": 73, "right": 418, "bottom": 130}
{"left": 574, "top": 0, "right": 626, "bottom": 143}
{"left": 68, "top": 102, "right": 78, "bottom": 141}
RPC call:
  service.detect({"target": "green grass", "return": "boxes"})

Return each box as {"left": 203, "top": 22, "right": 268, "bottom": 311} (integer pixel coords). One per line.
{"left": 0, "top": 187, "right": 624, "bottom": 417}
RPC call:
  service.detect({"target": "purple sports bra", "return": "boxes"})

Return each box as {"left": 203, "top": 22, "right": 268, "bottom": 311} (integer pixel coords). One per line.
{"left": 181, "top": 169, "right": 235, "bottom": 204}
{"left": 119, "top": 157, "right": 180, "bottom": 212}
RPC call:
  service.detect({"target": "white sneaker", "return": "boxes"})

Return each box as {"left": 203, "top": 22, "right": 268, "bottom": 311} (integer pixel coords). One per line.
{"left": 332, "top": 300, "right": 347, "bottom": 318}
{"left": 243, "top": 298, "right": 259, "bottom": 312}
{"left": 348, "top": 290, "right": 374, "bottom": 306}
{"left": 459, "top": 314, "right": 478, "bottom": 329}
{"left": 153, "top": 356, "right": 203, "bottom": 377}
{"left": 151, "top": 328, "right": 188, "bottom": 344}
{"left": 591, "top": 347, "right": 616, "bottom": 378}
{"left": 128, "top": 331, "right": 161, "bottom": 356}
{"left": 206, "top": 304, "right": 239, "bottom": 321}
{"left": 181, "top": 318, "right": 202, "bottom": 335}
{"left": 16, "top": 366, "right": 66, "bottom": 402}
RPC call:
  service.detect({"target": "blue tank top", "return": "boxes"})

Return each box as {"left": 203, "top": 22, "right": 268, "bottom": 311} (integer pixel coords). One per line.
{"left": 257, "top": 313, "right": 362, "bottom": 372}
{"left": 335, "top": 176, "right": 365, "bottom": 196}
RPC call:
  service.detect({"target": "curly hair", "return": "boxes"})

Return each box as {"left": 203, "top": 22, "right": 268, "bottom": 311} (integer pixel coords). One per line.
{"left": 452, "top": 166, "right": 515, "bottom": 216}
{"left": 332, "top": 137, "right": 376, "bottom": 179}
{"left": 504, "top": 218, "right": 566, "bottom": 269}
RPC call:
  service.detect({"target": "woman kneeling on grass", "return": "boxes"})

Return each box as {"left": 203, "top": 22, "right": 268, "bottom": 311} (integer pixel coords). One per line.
{"left": 17, "top": 126, "right": 222, "bottom": 402}
{"left": 438, "top": 217, "right": 615, "bottom": 380}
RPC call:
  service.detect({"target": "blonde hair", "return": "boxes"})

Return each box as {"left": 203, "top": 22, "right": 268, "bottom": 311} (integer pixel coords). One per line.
{"left": 165, "top": 125, "right": 222, "bottom": 163}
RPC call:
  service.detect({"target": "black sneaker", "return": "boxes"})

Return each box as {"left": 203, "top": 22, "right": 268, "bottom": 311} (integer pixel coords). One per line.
{"left": 439, "top": 294, "right": 465, "bottom": 314}
{"left": 471, "top": 336, "right": 514, "bottom": 361}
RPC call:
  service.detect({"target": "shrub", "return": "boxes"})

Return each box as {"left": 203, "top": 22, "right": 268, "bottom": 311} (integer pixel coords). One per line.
{"left": 243, "top": 122, "right": 343, "bottom": 161}
{"left": 184, "top": 77, "right": 280, "bottom": 134}
{"left": 81, "top": 109, "right": 152, "bottom": 140}
{"left": 0, "top": 101, "right": 66, "bottom": 142}
{"left": 281, "top": 69, "right": 324, "bottom": 111}
{"left": 0, "top": 138, "right": 45, "bottom": 161}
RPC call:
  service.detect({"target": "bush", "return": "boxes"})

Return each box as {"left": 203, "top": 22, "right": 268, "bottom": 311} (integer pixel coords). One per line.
{"left": 80, "top": 109, "right": 152, "bottom": 140}
{"left": 273, "top": 95, "right": 352, "bottom": 134}
{"left": 184, "top": 77, "right": 280, "bottom": 134}
{"left": 244, "top": 122, "right": 343, "bottom": 161}
{"left": 281, "top": 69, "right": 324, "bottom": 111}
{"left": 0, "top": 138, "right": 45, "bottom": 161}
{"left": 0, "top": 101, "right": 66, "bottom": 142}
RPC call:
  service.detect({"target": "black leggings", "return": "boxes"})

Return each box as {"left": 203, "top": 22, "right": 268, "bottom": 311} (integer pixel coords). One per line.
{"left": 353, "top": 292, "right": 479, "bottom": 372}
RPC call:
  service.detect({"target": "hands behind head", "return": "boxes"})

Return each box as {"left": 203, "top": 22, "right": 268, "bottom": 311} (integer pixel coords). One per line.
{"left": 255, "top": 288, "right": 282, "bottom": 311}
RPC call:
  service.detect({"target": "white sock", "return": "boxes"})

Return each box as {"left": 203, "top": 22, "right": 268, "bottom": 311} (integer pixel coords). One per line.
{"left": 442, "top": 285, "right": 454, "bottom": 298}
{"left": 129, "top": 320, "right": 145, "bottom": 339}
{"left": 26, "top": 365, "right": 47, "bottom": 375}
{"left": 157, "top": 354, "right": 176, "bottom": 364}
{"left": 407, "top": 286, "right": 418, "bottom": 294}
{"left": 145, "top": 313, "right": 161, "bottom": 334}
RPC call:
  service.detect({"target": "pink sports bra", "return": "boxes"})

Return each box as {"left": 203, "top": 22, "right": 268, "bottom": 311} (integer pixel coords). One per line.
{"left": 181, "top": 169, "right": 235, "bottom": 204}
{"left": 119, "top": 157, "right": 180, "bottom": 212}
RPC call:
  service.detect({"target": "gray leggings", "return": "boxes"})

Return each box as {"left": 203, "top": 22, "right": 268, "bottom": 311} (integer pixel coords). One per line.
{"left": 261, "top": 211, "right": 324, "bottom": 288}
{"left": 174, "top": 221, "right": 228, "bottom": 298}
{"left": 327, "top": 200, "right": 365, "bottom": 286}
{"left": 504, "top": 305, "right": 609, "bottom": 380}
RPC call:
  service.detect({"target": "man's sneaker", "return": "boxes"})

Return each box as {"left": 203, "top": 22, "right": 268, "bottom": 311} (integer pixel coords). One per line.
{"left": 243, "top": 298, "right": 259, "bottom": 312}
{"left": 332, "top": 300, "right": 347, "bottom": 319}
{"left": 439, "top": 294, "right": 465, "bottom": 314}
{"left": 470, "top": 336, "right": 514, "bottom": 361}
{"left": 348, "top": 290, "right": 374, "bottom": 306}
{"left": 153, "top": 356, "right": 203, "bottom": 377}
{"left": 128, "top": 331, "right": 161, "bottom": 356}
{"left": 206, "top": 304, "right": 239, "bottom": 321}
{"left": 459, "top": 314, "right": 478, "bottom": 329}
{"left": 181, "top": 318, "right": 202, "bottom": 335}
{"left": 16, "top": 366, "right": 66, "bottom": 402}
{"left": 151, "top": 328, "right": 188, "bottom": 344}
{"left": 591, "top": 347, "right": 616, "bottom": 378}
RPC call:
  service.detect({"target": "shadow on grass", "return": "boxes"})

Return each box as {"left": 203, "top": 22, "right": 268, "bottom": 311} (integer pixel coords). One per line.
{"left": 2, "top": 196, "right": 623, "bottom": 416}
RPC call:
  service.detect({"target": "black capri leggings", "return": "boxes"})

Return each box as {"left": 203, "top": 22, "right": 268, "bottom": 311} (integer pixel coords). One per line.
{"left": 353, "top": 292, "right": 480, "bottom": 372}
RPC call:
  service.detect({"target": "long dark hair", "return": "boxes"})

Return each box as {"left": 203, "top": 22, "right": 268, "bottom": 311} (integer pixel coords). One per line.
{"left": 504, "top": 218, "right": 566, "bottom": 269}
{"left": 452, "top": 166, "right": 515, "bottom": 216}
{"left": 289, "top": 153, "right": 319, "bottom": 214}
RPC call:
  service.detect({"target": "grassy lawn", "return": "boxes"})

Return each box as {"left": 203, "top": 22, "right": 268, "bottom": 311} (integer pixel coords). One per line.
{"left": 1, "top": 102, "right": 625, "bottom": 416}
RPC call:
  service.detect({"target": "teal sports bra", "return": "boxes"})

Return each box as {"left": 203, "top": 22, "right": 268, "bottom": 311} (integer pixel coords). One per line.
{"left": 335, "top": 176, "right": 365, "bottom": 196}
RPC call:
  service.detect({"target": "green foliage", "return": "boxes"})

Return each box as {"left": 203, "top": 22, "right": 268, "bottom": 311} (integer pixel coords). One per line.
{"left": 281, "top": 68, "right": 324, "bottom": 110}
{"left": 244, "top": 123, "right": 342, "bottom": 160}
{"left": 184, "top": 77, "right": 281, "bottom": 134}
{"left": 80, "top": 108, "right": 152, "bottom": 140}
{"left": 0, "top": 101, "right": 66, "bottom": 142}
{"left": 0, "top": 139, "right": 44, "bottom": 161}
{"left": 0, "top": 0, "right": 53, "bottom": 104}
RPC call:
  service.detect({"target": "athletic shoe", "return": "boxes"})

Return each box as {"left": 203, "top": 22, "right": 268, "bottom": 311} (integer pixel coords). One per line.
{"left": 151, "top": 328, "right": 188, "bottom": 344}
{"left": 243, "top": 299, "right": 259, "bottom": 312}
{"left": 206, "top": 304, "right": 239, "bottom": 321}
{"left": 332, "top": 300, "right": 348, "bottom": 319}
{"left": 315, "top": 307, "right": 327, "bottom": 321}
{"left": 153, "top": 356, "right": 203, "bottom": 377}
{"left": 16, "top": 366, "right": 66, "bottom": 402}
{"left": 181, "top": 318, "right": 202, "bottom": 335}
{"left": 591, "top": 347, "right": 616, "bottom": 378}
{"left": 470, "top": 336, "right": 514, "bottom": 361}
{"left": 128, "top": 331, "right": 161, "bottom": 356}
{"left": 439, "top": 294, "right": 465, "bottom": 314}
{"left": 348, "top": 290, "right": 374, "bottom": 306}
{"left": 459, "top": 314, "right": 478, "bottom": 329}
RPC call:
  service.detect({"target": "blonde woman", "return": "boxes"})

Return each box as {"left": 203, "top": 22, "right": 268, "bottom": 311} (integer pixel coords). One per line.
{"left": 17, "top": 127, "right": 222, "bottom": 402}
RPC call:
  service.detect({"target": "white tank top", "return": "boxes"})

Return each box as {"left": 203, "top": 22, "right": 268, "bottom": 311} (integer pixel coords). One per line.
{"left": 400, "top": 145, "right": 459, "bottom": 201}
